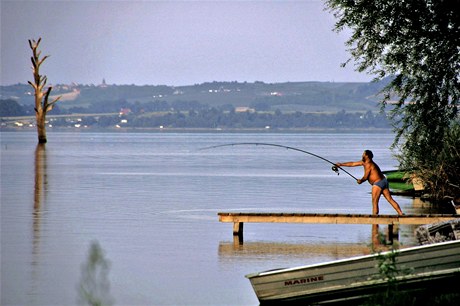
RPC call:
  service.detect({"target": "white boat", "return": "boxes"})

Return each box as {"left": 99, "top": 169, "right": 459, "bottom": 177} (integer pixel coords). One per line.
{"left": 246, "top": 240, "right": 460, "bottom": 305}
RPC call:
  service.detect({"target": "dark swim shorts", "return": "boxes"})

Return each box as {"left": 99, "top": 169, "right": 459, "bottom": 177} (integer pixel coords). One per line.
{"left": 373, "top": 177, "right": 389, "bottom": 190}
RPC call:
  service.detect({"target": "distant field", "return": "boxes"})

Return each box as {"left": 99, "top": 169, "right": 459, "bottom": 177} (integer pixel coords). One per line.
{"left": 2, "top": 80, "right": 387, "bottom": 113}
{"left": 49, "top": 91, "right": 80, "bottom": 102}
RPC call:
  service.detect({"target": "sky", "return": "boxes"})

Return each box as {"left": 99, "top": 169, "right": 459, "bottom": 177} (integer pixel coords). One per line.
{"left": 1, "top": 0, "right": 373, "bottom": 86}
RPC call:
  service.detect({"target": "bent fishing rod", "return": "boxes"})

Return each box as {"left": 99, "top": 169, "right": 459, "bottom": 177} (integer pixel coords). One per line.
{"left": 198, "top": 142, "right": 358, "bottom": 181}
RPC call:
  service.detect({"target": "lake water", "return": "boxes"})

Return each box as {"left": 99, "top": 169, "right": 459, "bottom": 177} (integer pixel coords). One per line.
{"left": 1, "top": 132, "right": 438, "bottom": 305}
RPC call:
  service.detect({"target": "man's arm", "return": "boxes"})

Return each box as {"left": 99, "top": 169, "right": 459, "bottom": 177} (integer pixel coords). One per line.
{"left": 335, "top": 161, "right": 363, "bottom": 167}
{"left": 336, "top": 160, "right": 365, "bottom": 184}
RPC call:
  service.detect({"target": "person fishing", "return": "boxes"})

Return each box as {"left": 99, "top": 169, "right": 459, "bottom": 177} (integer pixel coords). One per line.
{"left": 335, "top": 150, "right": 404, "bottom": 216}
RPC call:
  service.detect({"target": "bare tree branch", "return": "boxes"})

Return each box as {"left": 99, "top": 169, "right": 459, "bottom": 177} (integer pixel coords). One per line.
{"left": 28, "top": 37, "right": 61, "bottom": 144}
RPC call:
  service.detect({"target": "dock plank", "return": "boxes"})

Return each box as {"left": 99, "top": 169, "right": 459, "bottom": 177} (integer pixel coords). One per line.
{"left": 218, "top": 212, "right": 459, "bottom": 237}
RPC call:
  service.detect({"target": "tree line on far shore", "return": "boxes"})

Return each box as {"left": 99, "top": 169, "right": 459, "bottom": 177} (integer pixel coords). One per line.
{"left": 0, "top": 98, "right": 390, "bottom": 130}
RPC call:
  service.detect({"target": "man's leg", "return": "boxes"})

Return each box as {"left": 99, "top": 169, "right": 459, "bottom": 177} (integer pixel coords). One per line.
{"left": 382, "top": 188, "right": 404, "bottom": 215}
{"left": 371, "top": 185, "right": 382, "bottom": 214}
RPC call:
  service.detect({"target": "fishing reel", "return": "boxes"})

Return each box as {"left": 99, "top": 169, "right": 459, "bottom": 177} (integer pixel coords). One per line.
{"left": 331, "top": 165, "right": 340, "bottom": 175}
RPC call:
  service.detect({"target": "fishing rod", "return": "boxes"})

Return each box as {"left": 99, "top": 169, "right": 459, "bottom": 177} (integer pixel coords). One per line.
{"left": 199, "top": 142, "right": 358, "bottom": 181}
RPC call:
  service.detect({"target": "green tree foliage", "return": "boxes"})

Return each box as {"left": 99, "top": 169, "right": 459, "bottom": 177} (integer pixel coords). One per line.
{"left": 0, "top": 99, "right": 27, "bottom": 116}
{"left": 326, "top": 0, "right": 460, "bottom": 200}
{"left": 412, "top": 123, "right": 460, "bottom": 201}
{"left": 78, "top": 241, "right": 113, "bottom": 306}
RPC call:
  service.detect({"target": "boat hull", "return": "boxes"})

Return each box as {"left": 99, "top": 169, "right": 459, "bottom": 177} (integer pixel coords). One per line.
{"left": 246, "top": 240, "right": 460, "bottom": 304}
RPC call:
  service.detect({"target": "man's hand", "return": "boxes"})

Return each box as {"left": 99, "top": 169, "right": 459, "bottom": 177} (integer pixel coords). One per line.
{"left": 357, "top": 179, "right": 363, "bottom": 184}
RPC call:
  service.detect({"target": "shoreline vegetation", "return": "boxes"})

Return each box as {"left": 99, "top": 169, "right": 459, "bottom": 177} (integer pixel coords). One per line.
{"left": 2, "top": 81, "right": 394, "bottom": 131}
{"left": 1, "top": 108, "right": 392, "bottom": 131}
{"left": 0, "top": 125, "right": 394, "bottom": 133}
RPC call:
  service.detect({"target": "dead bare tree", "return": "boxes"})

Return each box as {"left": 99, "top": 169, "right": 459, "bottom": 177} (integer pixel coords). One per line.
{"left": 28, "top": 38, "right": 61, "bottom": 143}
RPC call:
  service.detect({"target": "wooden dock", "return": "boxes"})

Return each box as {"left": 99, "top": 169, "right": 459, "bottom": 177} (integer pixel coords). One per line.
{"left": 218, "top": 212, "right": 459, "bottom": 239}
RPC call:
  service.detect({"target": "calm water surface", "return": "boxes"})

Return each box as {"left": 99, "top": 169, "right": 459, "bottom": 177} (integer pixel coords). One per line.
{"left": 1, "top": 132, "right": 437, "bottom": 305}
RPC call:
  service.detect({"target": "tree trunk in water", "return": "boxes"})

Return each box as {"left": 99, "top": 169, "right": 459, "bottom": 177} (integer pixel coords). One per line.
{"left": 36, "top": 109, "right": 47, "bottom": 144}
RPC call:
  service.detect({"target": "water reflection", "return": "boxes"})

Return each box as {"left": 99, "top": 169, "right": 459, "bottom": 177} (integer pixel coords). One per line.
{"left": 32, "top": 143, "right": 47, "bottom": 293}
{"left": 371, "top": 224, "right": 396, "bottom": 251}
{"left": 33, "top": 143, "right": 47, "bottom": 253}
{"left": 218, "top": 241, "right": 373, "bottom": 261}
{"left": 219, "top": 223, "right": 415, "bottom": 267}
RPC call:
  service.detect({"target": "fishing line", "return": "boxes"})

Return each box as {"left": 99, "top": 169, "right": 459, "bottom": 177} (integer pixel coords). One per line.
{"left": 198, "top": 142, "right": 358, "bottom": 181}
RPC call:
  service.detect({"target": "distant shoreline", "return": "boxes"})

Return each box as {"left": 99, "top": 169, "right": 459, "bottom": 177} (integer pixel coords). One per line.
{"left": 0, "top": 126, "right": 394, "bottom": 134}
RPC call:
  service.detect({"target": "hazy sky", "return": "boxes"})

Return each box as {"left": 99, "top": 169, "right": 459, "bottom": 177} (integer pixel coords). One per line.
{"left": 1, "top": 0, "right": 372, "bottom": 86}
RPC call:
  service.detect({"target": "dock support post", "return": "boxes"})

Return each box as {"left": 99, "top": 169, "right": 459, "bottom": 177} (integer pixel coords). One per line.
{"left": 233, "top": 234, "right": 243, "bottom": 246}
{"left": 387, "top": 224, "right": 399, "bottom": 245}
{"left": 233, "top": 222, "right": 244, "bottom": 245}
{"left": 388, "top": 224, "right": 394, "bottom": 245}
{"left": 233, "top": 222, "right": 243, "bottom": 236}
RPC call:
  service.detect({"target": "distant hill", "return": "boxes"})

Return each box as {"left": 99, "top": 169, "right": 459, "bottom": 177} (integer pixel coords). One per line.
{"left": 0, "top": 80, "right": 388, "bottom": 113}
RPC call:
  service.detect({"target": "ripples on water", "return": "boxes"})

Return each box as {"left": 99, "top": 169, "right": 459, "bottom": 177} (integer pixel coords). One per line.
{"left": 1, "top": 132, "right": 432, "bottom": 305}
